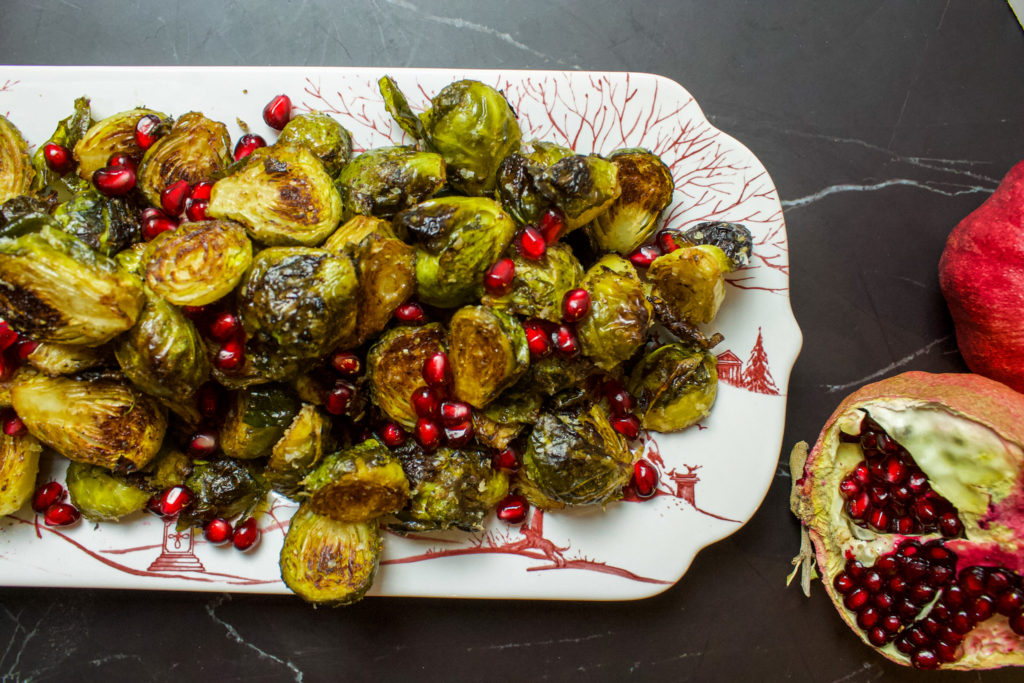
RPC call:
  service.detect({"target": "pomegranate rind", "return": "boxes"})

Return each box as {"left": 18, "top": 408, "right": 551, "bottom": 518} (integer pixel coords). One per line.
{"left": 791, "top": 371, "right": 1024, "bottom": 670}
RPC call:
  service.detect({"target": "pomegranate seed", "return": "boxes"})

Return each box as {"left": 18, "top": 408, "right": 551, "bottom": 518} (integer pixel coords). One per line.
{"left": 960, "top": 567, "right": 987, "bottom": 596}
{"left": 844, "top": 588, "right": 869, "bottom": 611}
{"left": 439, "top": 401, "right": 471, "bottom": 426}
{"left": 157, "top": 486, "right": 194, "bottom": 517}
{"left": 893, "top": 516, "right": 915, "bottom": 534}
{"left": 892, "top": 484, "right": 913, "bottom": 503}
{"left": 561, "top": 288, "right": 591, "bottom": 323}
{"left": 233, "top": 133, "right": 267, "bottom": 161}
{"left": 833, "top": 572, "right": 855, "bottom": 594}
{"left": 444, "top": 421, "right": 474, "bottom": 448}
{"left": 845, "top": 558, "right": 866, "bottom": 578}
{"left": 656, "top": 229, "right": 682, "bottom": 253}
{"left": 189, "top": 180, "right": 214, "bottom": 202}
{"left": 875, "top": 555, "right": 898, "bottom": 574}
{"left": 134, "top": 114, "right": 162, "bottom": 150}
{"left": 523, "top": 319, "right": 552, "bottom": 358}
{"left": 415, "top": 418, "right": 441, "bottom": 451}
{"left": 215, "top": 339, "right": 245, "bottom": 371}
{"left": 867, "top": 483, "right": 889, "bottom": 507}
{"left": 394, "top": 301, "right": 426, "bottom": 324}
{"left": 931, "top": 603, "right": 951, "bottom": 621}
{"left": 188, "top": 432, "right": 218, "bottom": 457}
{"left": 939, "top": 512, "right": 963, "bottom": 537}
{"left": 107, "top": 153, "right": 137, "bottom": 172}
{"left": 3, "top": 414, "right": 26, "bottom": 437}
{"left": 944, "top": 585, "right": 967, "bottom": 609}
{"left": 632, "top": 459, "right": 659, "bottom": 497}
{"left": 325, "top": 381, "right": 355, "bottom": 415}
{"left": 551, "top": 324, "right": 579, "bottom": 358}
{"left": 985, "top": 570, "right": 1011, "bottom": 594}
{"left": 606, "top": 388, "right": 634, "bottom": 417}
{"left": 93, "top": 166, "right": 136, "bottom": 197}
{"left": 31, "top": 482, "right": 65, "bottom": 513}
{"left": 197, "top": 383, "right": 223, "bottom": 419}
{"left": 901, "top": 557, "right": 928, "bottom": 582}
{"left": 612, "top": 414, "right": 641, "bottom": 440}
{"left": 911, "top": 582, "right": 936, "bottom": 604}
{"left": 185, "top": 198, "right": 208, "bottom": 221}
{"left": 628, "top": 244, "right": 662, "bottom": 268}
{"left": 867, "top": 627, "right": 890, "bottom": 647}
{"left": 491, "top": 448, "right": 519, "bottom": 471}
{"left": 868, "top": 507, "right": 889, "bottom": 531}
{"left": 857, "top": 607, "right": 881, "bottom": 629}
{"left": 379, "top": 422, "right": 407, "bottom": 448}
{"left": 207, "top": 313, "right": 240, "bottom": 343}
{"left": 939, "top": 626, "right": 963, "bottom": 645}
{"left": 875, "top": 432, "right": 898, "bottom": 452}
{"left": 538, "top": 207, "right": 566, "bottom": 244}
{"left": 907, "top": 470, "right": 929, "bottom": 493}
{"left": 950, "top": 611, "right": 973, "bottom": 634}
{"left": 873, "top": 592, "right": 895, "bottom": 611}
{"left": 43, "top": 142, "right": 74, "bottom": 175}
{"left": 889, "top": 576, "right": 909, "bottom": 595}
{"left": 971, "top": 595, "right": 996, "bottom": 622}
{"left": 907, "top": 625, "right": 931, "bottom": 648}
{"left": 861, "top": 570, "right": 883, "bottom": 593}
{"left": 263, "top": 94, "right": 292, "bottom": 130}
{"left": 496, "top": 494, "right": 528, "bottom": 524}
{"left": 882, "top": 455, "right": 907, "bottom": 484}
{"left": 330, "top": 351, "right": 361, "bottom": 376}
{"left": 0, "top": 320, "right": 18, "bottom": 351}
{"left": 1010, "top": 611, "right": 1024, "bottom": 636}
{"left": 930, "top": 564, "right": 954, "bottom": 585}
{"left": 483, "top": 258, "right": 515, "bottom": 296}
{"left": 911, "top": 649, "right": 940, "bottom": 670}
{"left": 411, "top": 386, "right": 439, "bottom": 419}
{"left": 232, "top": 517, "right": 261, "bottom": 551}
{"left": 203, "top": 518, "right": 233, "bottom": 545}
{"left": 838, "top": 476, "right": 860, "bottom": 499}
{"left": 141, "top": 213, "right": 178, "bottom": 241}
{"left": 914, "top": 498, "right": 937, "bottom": 524}
{"left": 894, "top": 635, "right": 915, "bottom": 655}
{"left": 852, "top": 463, "right": 870, "bottom": 485}
{"left": 997, "top": 588, "right": 1024, "bottom": 616}
{"left": 517, "top": 226, "right": 546, "bottom": 260}
{"left": 161, "top": 180, "right": 191, "bottom": 216}
{"left": 422, "top": 352, "right": 451, "bottom": 389}
{"left": 935, "top": 640, "right": 960, "bottom": 663}
{"left": 44, "top": 502, "right": 80, "bottom": 527}
{"left": 846, "top": 492, "right": 870, "bottom": 519}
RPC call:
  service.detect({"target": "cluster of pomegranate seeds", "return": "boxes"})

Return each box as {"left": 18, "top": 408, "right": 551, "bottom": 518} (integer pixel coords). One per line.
{"left": 42, "top": 142, "right": 74, "bottom": 175}
{"left": 601, "top": 378, "right": 641, "bottom": 441}
{"left": 134, "top": 114, "right": 163, "bottom": 150}
{"left": 406, "top": 351, "right": 475, "bottom": 451}
{"left": 185, "top": 181, "right": 213, "bottom": 221}
{"left": 262, "top": 94, "right": 292, "bottom": 130}
{"left": 93, "top": 153, "right": 137, "bottom": 197}
{"left": 0, "top": 318, "right": 36, "bottom": 381}
{"left": 233, "top": 133, "right": 267, "bottom": 161}
{"left": 30, "top": 481, "right": 79, "bottom": 526}
{"left": 839, "top": 417, "right": 964, "bottom": 537}
{"left": 483, "top": 257, "right": 515, "bottom": 296}
{"left": 393, "top": 300, "right": 426, "bottom": 325}
{"left": 627, "top": 228, "right": 685, "bottom": 269}
{"left": 140, "top": 207, "right": 178, "bottom": 241}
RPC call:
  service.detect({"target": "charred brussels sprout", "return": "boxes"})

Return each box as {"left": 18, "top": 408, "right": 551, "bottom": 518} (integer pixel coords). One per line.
{"left": 11, "top": 371, "right": 166, "bottom": 470}
{"left": 494, "top": 142, "right": 575, "bottom": 226}
{"left": 449, "top": 306, "right": 529, "bottom": 408}
{"left": 139, "top": 446, "right": 192, "bottom": 490}
{"left": 0, "top": 115, "right": 34, "bottom": 204}
{"left": 336, "top": 146, "right": 446, "bottom": 219}
{"left": 0, "top": 430, "right": 41, "bottom": 516}
{"left": 648, "top": 244, "right": 729, "bottom": 325}
{"left": 588, "top": 149, "right": 674, "bottom": 254}
{"left": 536, "top": 155, "right": 621, "bottom": 231}
{"left": 576, "top": 255, "right": 652, "bottom": 371}
{"left": 680, "top": 221, "right": 753, "bottom": 270}
{"left": 74, "top": 108, "right": 164, "bottom": 181}
{"left": 31, "top": 96, "right": 92, "bottom": 194}
{"left": 520, "top": 404, "right": 635, "bottom": 508}
{"left": 238, "top": 247, "right": 358, "bottom": 360}
{"left": 366, "top": 324, "right": 446, "bottom": 429}
{"left": 144, "top": 220, "right": 252, "bottom": 307}
{"left": 0, "top": 226, "right": 144, "bottom": 346}
{"left": 277, "top": 112, "right": 353, "bottom": 177}
{"left": 303, "top": 439, "right": 410, "bottom": 523}
{"left": 397, "top": 197, "right": 516, "bottom": 308}
{"left": 266, "top": 404, "right": 331, "bottom": 499}
{"left": 177, "top": 458, "right": 267, "bottom": 529}
{"left": 481, "top": 243, "right": 583, "bottom": 321}
{"left": 473, "top": 386, "right": 543, "bottom": 450}
{"left": 626, "top": 343, "right": 718, "bottom": 432}
{"left": 208, "top": 143, "right": 342, "bottom": 247}
{"left": 211, "top": 338, "right": 303, "bottom": 390}
{"left": 280, "top": 502, "right": 382, "bottom": 605}
{"left": 136, "top": 112, "right": 231, "bottom": 207}
{"left": 220, "top": 384, "right": 301, "bottom": 460}
{"left": 523, "top": 353, "right": 597, "bottom": 396}
{"left": 53, "top": 189, "right": 140, "bottom": 256}
{"left": 65, "top": 461, "right": 151, "bottom": 521}
{"left": 393, "top": 443, "right": 508, "bottom": 532}
{"left": 25, "top": 342, "right": 107, "bottom": 376}
{"left": 0, "top": 196, "right": 60, "bottom": 239}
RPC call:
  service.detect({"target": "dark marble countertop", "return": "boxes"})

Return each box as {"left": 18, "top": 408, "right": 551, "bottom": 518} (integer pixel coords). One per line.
{"left": 2, "top": 1, "right": 1023, "bottom": 680}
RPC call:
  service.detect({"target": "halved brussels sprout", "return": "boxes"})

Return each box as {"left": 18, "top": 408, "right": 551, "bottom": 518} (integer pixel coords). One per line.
{"left": 74, "top": 108, "right": 165, "bottom": 181}
{"left": 588, "top": 149, "right": 674, "bottom": 254}
{"left": 208, "top": 143, "right": 342, "bottom": 247}
{"left": 397, "top": 196, "right": 516, "bottom": 308}
{"left": 277, "top": 112, "right": 353, "bottom": 177}
{"left": 336, "top": 146, "right": 446, "bottom": 219}
{"left": 680, "top": 221, "right": 753, "bottom": 270}
{"left": 177, "top": 458, "right": 267, "bottom": 530}
{"left": 0, "top": 115, "right": 34, "bottom": 204}
{"left": 26, "top": 342, "right": 107, "bottom": 376}
{"left": 115, "top": 241, "right": 148, "bottom": 276}
{"left": 520, "top": 403, "right": 636, "bottom": 508}
{"left": 366, "top": 324, "right": 446, "bottom": 429}
{"left": 136, "top": 112, "right": 231, "bottom": 206}
{"left": 303, "top": 439, "right": 410, "bottom": 523}
{"left": 30, "top": 96, "right": 92, "bottom": 194}
{"left": 392, "top": 443, "right": 508, "bottom": 532}
{"left": 266, "top": 404, "right": 331, "bottom": 499}
{"left": 576, "top": 255, "right": 652, "bottom": 371}
{"left": 144, "top": 220, "right": 252, "bottom": 307}
{"left": 473, "top": 386, "right": 543, "bottom": 450}
{"left": 450, "top": 306, "right": 529, "bottom": 408}
{"left": 220, "top": 384, "right": 301, "bottom": 460}
{"left": 481, "top": 243, "right": 583, "bottom": 322}
{"left": 626, "top": 343, "right": 718, "bottom": 432}
{"left": 113, "top": 288, "right": 210, "bottom": 402}
{"left": 0, "top": 430, "right": 42, "bottom": 516}
{"left": 65, "top": 460, "right": 151, "bottom": 521}
{"left": 238, "top": 247, "right": 359, "bottom": 360}
{"left": 0, "top": 226, "right": 145, "bottom": 346}
{"left": 280, "top": 502, "right": 382, "bottom": 605}
{"left": 647, "top": 244, "right": 728, "bottom": 325}
{"left": 53, "top": 189, "right": 140, "bottom": 256}
{"left": 11, "top": 371, "right": 167, "bottom": 470}
{"left": 536, "top": 155, "right": 621, "bottom": 231}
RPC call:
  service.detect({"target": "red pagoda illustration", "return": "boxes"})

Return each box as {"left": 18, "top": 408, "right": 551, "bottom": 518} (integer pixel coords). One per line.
{"left": 147, "top": 519, "right": 204, "bottom": 572}
{"left": 717, "top": 327, "right": 780, "bottom": 395}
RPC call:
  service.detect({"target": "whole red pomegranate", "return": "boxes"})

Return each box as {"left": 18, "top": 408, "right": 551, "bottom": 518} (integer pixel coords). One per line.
{"left": 791, "top": 372, "right": 1024, "bottom": 670}
{"left": 939, "top": 161, "right": 1024, "bottom": 393}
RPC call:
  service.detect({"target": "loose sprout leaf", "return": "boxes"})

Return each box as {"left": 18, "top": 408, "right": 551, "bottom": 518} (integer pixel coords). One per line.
{"left": 378, "top": 76, "right": 430, "bottom": 142}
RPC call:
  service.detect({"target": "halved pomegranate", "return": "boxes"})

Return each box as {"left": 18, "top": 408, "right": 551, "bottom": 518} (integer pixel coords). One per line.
{"left": 791, "top": 372, "right": 1024, "bottom": 670}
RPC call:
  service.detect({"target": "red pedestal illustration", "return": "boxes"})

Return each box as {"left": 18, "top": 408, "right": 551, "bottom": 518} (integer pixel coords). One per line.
{"left": 147, "top": 518, "right": 205, "bottom": 572}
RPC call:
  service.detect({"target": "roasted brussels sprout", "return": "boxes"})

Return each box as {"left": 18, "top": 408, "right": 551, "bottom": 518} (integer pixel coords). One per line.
{"left": 473, "top": 386, "right": 543, "bottom": 450}
{"left": 680, "top": 221, "right": 753, "bottom": 270}
{"left": 177, "top": 458, "right": 268, "bottom": 529}
{"left": 576, "top": 255, "right": 652, "bottom": 371}
{"left": 53, "top": 189, "right": 140, "bottom": 256}
{"left": 0, "top": 430, "right": 42, "bottom": 516}
{"left": 65, "top": 460, "right": 151, "bottom": 521}
{"left": 522, "top": 353, "right": 597, "bottom": 397}
{"left": 520, "top": 404, "right": 636, "bottom": 508}
{"left": 208, "top": 143, "right": 342, "bottom": 247}
{"left": 336, "top": 146, "right": 446, "bottom": 219}
{"left": 115, "top": 242, "right": 148, "bottom": 276}
{"left": 139, "top": 445, "right": 192, "bottom": 490}
{"left": 280, "top": 502, "right": 382, "bottom": 605}
{"left": 144, "top": 220, "right": 252, "bottom": 307}
{"left": 626, "top": 343, "right": 718, "bottom": 432}
{"left": 238, "top": 247, "right": 358, "bottom": 360}
{"left": 211, "top": 338, "right": 304, "bottom": 390}
{"left": 0, "top": 226, "right": 144, "bottom": 346}
{"left": 588, "top": 149, "right": 674, "bottom": 254}
{"left": 366, "top": 324, "right": 446, "bottom": 428}
{"left": 392, "top": 443, "right": 509, "bottom": 532}
{"left": 136, "top": 112, "right": 231, "bottom": 206}
{"left": 396, "top": 196, "right": 516, "bottom": 308}
{"left": 494, "top": 142, "right": 575, "bottom": 226}
{"left": 481, "top": 243, "right": 583, "bottom": 322}
{"left": 0, "top": 195, "right": 60, "bottom": 239}
{"left": 74, "top": 108, "right": 165, "bottom": 181}
{"left": 536, "top": 155, "right": 621, "bottom": 231}
{"left": 11, "top": 371, "right": 167, "bottom": 470}
{"left": 0, "top": 115, "right": 34, "bottom": 204}
{"left": 30, "top": 96, "right": 92, "bottom": 194}
{"left": 277, "top": 112, "right": 353, "bottom": 177}
{"left": 25, "top": 342, "right": 107, "bottom": 376}
{"left": 526, "top": 140, "right": 575, "bottom": 166}
{"left": 303, "top": 439, "right": 410, "bottom": 523}
{"left": 266, "top": 404, "right": 331, "bottom": 499}
{"left": 449, "top": 306, "right": 529, "bottom": 408}
{"left": 220, "top": 384, "right": 301, "bottom": 460}
{"left": 647, "top": 244, "right": 729, "bottom": 325}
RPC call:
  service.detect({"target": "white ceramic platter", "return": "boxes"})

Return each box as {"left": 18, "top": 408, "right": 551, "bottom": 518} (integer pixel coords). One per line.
{"left": 0, "top": 66, "right": 800, "bottom": 600}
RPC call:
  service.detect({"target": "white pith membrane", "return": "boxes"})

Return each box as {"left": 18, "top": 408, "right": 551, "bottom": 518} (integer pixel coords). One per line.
{"left": 800, "top": 398, "right": 1024, "bottom": 670}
